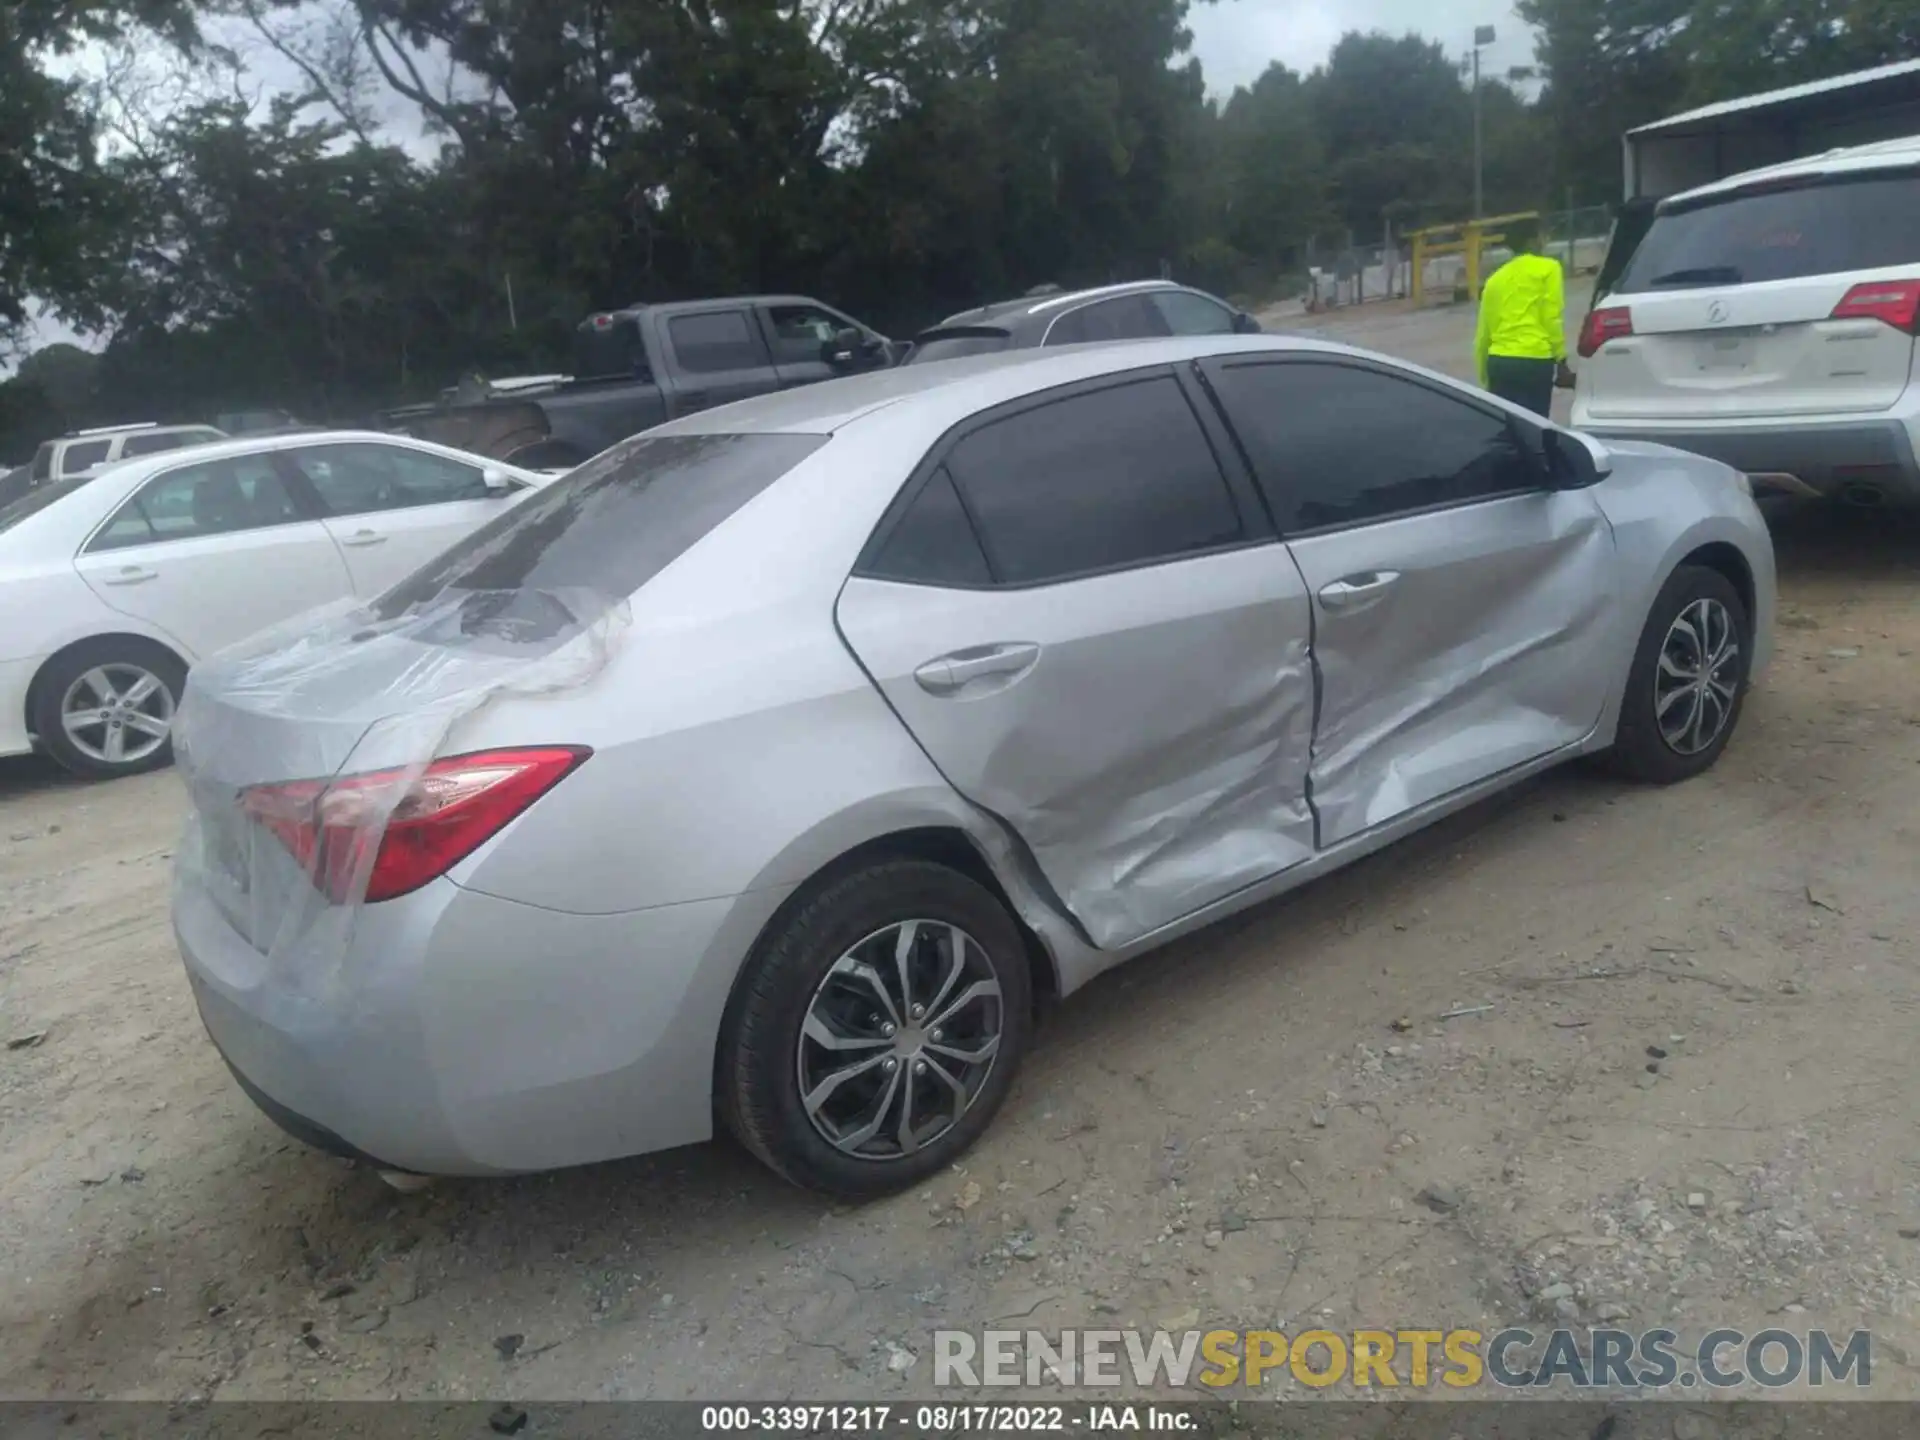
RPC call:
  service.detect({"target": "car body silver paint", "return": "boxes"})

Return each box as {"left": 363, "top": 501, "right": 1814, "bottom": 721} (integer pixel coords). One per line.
{"left": 836, "top": 546, "right": 1317, "bottom": 948}
{"left": 1286, "top": 490, "right": 1616, "bottom": 845}
{"left": 171, "top": 335, "right": 1779, "bottom": 1176}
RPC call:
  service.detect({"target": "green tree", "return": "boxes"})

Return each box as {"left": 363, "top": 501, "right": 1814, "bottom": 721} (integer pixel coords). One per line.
{"left": 0, "top": 0, "right": 199, "bottom": 343}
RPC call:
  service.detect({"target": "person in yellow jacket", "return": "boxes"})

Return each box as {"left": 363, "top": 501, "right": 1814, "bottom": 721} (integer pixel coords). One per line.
{"left": 1473, "top": 217, "right": 1574, "bottom": 416}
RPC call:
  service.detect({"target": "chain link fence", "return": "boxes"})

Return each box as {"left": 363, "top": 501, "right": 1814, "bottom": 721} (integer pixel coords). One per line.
{"left": 1301, "top": 204, "right": 1616, "bottom": 310}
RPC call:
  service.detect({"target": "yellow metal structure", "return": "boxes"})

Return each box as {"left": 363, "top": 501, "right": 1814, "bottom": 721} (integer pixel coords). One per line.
{"left": 1408, "top": 211, "right": 1541, "bottom": 305}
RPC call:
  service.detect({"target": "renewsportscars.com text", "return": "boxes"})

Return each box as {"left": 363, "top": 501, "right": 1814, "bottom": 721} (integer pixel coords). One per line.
{"left": 933, "top": 1327, "right": 1873, "bottom": 1390}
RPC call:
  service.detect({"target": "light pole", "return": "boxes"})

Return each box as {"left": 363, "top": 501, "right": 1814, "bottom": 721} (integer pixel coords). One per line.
{"left": 1471, "top": 24, "right": 1495, "bottom": 220}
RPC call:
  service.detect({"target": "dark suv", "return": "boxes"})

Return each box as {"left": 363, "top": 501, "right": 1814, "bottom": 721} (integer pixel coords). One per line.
{"left": 905, "top": 280, "right": 1261, "bottom": 365}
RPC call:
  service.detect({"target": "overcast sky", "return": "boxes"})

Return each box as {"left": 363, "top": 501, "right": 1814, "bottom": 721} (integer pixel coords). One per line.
{"left": 1189, "top": 0, "right": 1540, "bottom": 93}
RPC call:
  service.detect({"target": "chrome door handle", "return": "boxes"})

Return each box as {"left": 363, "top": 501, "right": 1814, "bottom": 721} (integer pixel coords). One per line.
{"left": 101, "top": 565, "right": 157, "bottom": 586}
{"left": 342, "top": 530, "right": 388, "bottom": 547}
{"left": 1318, "top": 571, "right": 1401, "bottom": 609}
{"left": 913, "top": 643, "right": 1041, "bottom": 696}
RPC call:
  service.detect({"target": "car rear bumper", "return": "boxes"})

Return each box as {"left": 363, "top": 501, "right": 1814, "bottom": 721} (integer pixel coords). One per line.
{"left": 175, "top": 868, "right": 789, "bottom": 1175}
{"left": 1579, "top": 416, "right": 1920, "bottom": 504}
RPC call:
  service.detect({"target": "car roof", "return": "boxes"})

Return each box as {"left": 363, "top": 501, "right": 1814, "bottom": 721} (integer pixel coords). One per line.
{"left": 65, "top": 428, "right": 493, "bottom": 487}
{"left": 1665, "top": 131, "right": 1920, "bottom": 206}
{"left": 647, "top": 334, "right": 1355, "bottom": 439}
{"left": 592, "top": 294, "right": 843, "bottom": 321}
{"left": 929, "top": 280, "right": 1185, "bottom": 337}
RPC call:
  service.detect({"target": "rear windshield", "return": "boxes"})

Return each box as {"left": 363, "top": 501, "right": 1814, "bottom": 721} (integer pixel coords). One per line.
{"left": 572, "top": 314, "right": 651, "bottom": 382}
{"left": 372, "top": 431, "right": 827, "bottom": 619}
{"left": 1619, "top": 171, "right": 1920, "bottom": 292}
{"left": 0, "top": 477, "right": 88, "bottom": 534}
{"left": 906, "top": 330, "right": 1012, "bottom": 364}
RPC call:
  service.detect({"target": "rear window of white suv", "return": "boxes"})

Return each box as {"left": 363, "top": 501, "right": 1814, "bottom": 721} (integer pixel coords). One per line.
{"left": 1617, "top": 171, "right": 1920, "bottom": 292}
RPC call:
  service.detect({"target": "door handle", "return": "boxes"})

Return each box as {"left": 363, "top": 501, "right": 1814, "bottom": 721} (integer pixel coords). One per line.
{"left": 914, "top": 643, "right": 1041, "bottom": 696}
{"left": 100, "top": 565, "right": 157, "bottom": 586}
{"left": 341, "top": 529, "right": 388, "bottom": 547}
{"left": 679, "top": 394, "right": 714, "bottom": 412}
{"left": 1318, "top": 571, "right": 1401, "bottom": 610}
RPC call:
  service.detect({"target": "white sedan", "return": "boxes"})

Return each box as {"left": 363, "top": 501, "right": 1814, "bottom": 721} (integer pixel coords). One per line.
{"left": 0, "top": 430, "right": 548, "bottom": 779}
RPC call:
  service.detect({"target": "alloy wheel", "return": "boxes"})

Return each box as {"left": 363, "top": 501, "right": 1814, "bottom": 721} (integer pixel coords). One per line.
{"left": 1655, "top": 597, "right": 1740, "bottom": 756}
{"left": 60, "top": 663, "right": 175, "bottom": 766}
{"left": 796, "top": 919, "right": 1004, "bottom": 1161}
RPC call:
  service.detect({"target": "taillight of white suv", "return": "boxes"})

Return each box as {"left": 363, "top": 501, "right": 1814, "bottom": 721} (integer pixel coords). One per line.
{"left": 1830, "top": 279, "right": 1920, "bottom": 332}
{"left": 1578, "top": 306, "right": 1635, "bottom": 357}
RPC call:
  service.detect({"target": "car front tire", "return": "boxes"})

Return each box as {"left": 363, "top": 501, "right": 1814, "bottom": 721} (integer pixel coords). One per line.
{"left": 30, "top": 639, "right": 187, "bottom": 780}
{"left": 1604, "top": 564, "right": 1751, "bottom": 784}
{"left": 719, "top": 859, "right": 1033, "bottom": 1199}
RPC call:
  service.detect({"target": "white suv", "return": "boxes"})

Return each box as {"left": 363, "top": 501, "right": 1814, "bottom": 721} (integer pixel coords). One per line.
{"left": 29, "top": 423, "right": 228, "bottom": 488}
{"left": 1572, "top": 134, "right": 1920, "bottom": 508}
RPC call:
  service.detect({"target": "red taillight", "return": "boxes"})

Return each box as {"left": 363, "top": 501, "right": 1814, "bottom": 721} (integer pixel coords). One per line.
{"left": 1578, "top": 305, "right": 1634, "bottom": 357}
{"left": 1831, "top": 279, "right": 1920, "bottom": 332}
{"left": 242, "top": 747, "right": 590, "bottom": 904}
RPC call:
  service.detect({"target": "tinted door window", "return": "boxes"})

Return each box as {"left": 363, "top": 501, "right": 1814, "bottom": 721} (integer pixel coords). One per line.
{"left": 863, "top": 468, "right": 992, "bottom": 586}
{"left": 941, "top": 374, "right": 1244, "bottom": 585}
{"left": 1044, "top": 295, "right": 1172, "bottom": 346}
{"left": 60, "top": 439, "right": 112, "bottom": 475}
{"left": 88, "top": 456, "right": 304, "bottom": 552}
{"left": 1619, "top": 174, "right": 1920, "bottom": 291}
{"left": 764, "top": 304, "right": 849, "bottom": 365}
{"left": 668, "top": 311, "right": 769, "bottom": 373}
{"left": 290, "top": 442, "right": 490, "bottom": 516}
{"left": 1208, "top": 361, "right": 1535, "bottom": 532}
{"left": 1153, "top": 290, "right": 1237, "bottom": 335}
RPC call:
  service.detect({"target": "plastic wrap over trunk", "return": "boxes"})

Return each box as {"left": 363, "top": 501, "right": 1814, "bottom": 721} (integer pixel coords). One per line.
{"left": 171, "top": 587, "right": 628, "bottom": 1005}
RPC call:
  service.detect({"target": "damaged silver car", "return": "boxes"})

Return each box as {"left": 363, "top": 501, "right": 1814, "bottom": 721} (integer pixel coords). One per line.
{"left": 170, "top": 336, "right": 1776, "bottom": 1198}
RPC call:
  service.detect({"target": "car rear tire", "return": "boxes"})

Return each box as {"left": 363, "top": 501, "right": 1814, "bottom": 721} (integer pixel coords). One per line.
{"left": 719, "top": 859, "right": 1033, "bottom": 1199}
{"left": 1603, "top": 564, "right": 1750, "bottom": 784}
{"left": 30, "top": 639, "right": 187, "bottom": 780}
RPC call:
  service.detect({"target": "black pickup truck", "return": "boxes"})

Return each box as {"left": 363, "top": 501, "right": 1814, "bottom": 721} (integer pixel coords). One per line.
{"left": 385, "top": 295, "right": 896, "bottom": 467}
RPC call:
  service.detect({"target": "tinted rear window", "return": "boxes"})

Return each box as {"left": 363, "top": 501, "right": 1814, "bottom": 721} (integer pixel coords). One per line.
{"left": 372, "top": 432, "right": 827, "bottom": 618}
{"left": 907, "top": 331, "right": 1012, "bottom": 364}
{"left": 1619, "top": 172, "right": 1920, "bottom": 291}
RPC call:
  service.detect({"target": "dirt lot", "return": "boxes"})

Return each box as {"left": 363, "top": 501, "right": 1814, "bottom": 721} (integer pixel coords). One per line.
{"left": 5, "top": 301, "right": 1920, "bottom": 1409}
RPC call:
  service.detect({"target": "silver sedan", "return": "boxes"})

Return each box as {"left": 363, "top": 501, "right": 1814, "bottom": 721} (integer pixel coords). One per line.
{"left": 171, "top": 335, "right": 1775, "bottom": 1198}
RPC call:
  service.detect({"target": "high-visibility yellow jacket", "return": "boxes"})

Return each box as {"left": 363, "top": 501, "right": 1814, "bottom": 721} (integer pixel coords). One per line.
{"left": 1474, "top": 252, "right": 1566, "bottom": 387}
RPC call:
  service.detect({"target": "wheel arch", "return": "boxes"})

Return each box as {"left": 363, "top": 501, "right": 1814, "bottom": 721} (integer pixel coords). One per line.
{"left": 715, "top": 824, "right": 1065, "bottom": 1101}
{"left": 25, "top": 631, "right": 190, "bottom": 741}
{"left": 1677, "top": 539, "right": 1756, "bottom": 627}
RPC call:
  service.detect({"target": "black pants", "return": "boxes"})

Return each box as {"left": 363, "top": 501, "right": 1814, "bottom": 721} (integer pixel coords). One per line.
{"left": 1486, "top": 355, "right": 1555, "bottom": 417}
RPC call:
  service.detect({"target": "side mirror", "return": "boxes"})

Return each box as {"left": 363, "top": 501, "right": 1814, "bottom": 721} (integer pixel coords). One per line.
{"left": 1541, "top": 429, "right": 1612, "bottom": 489}
{"left": 1232, "top": 310, "right": 1262, "bottom": 334}
{"left": 480, "top": 466, "right": 516, "bottom": 494}
{"left": 822, "top": 327, "right": 886, "bottom": 371}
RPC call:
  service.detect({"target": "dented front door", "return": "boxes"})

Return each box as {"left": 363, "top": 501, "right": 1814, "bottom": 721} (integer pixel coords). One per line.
{"left": 1196, "top": 354, "right": 1616, "bottom": 847}
{"left": 1286, "top": 491, "right": 1614, "bottom": 844}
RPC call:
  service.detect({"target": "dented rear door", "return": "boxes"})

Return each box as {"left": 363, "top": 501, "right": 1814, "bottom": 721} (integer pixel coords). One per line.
{"left": 836, "top": 369, "right": 1317, "bottom": 950}
{"left": 1200, "top": 355, "right": 1615, "bottom": 846}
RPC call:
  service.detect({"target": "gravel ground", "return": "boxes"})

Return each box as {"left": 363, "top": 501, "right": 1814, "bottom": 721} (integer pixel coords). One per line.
{"left": 4, "top": 299, "right": 1919, "bottom": 1411}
